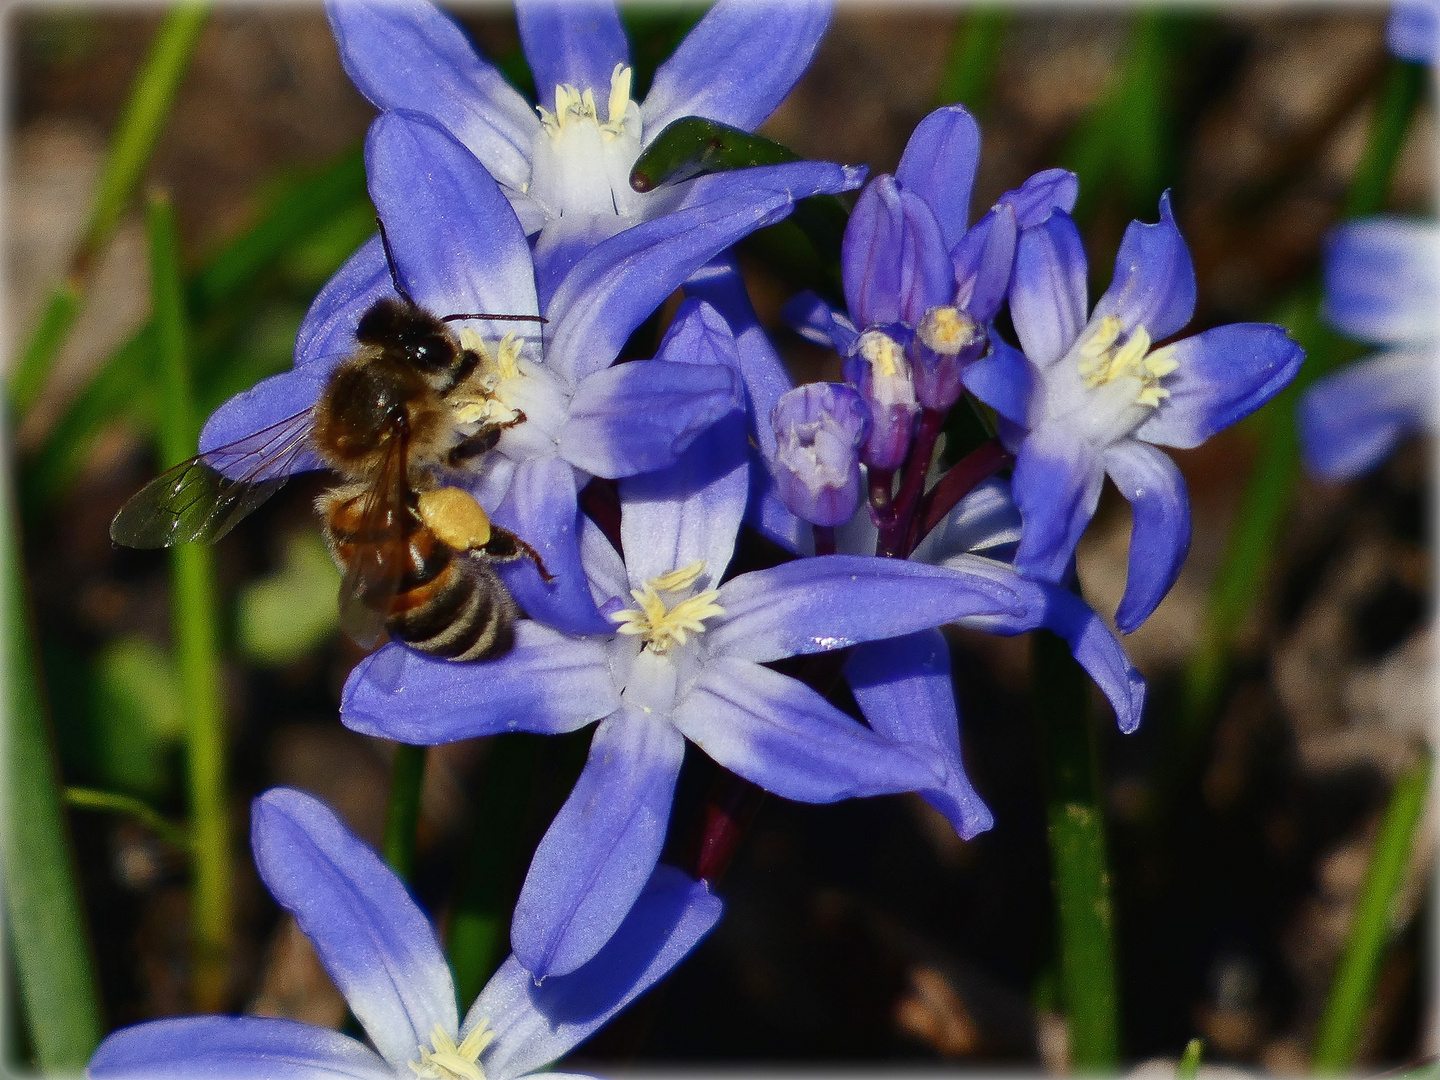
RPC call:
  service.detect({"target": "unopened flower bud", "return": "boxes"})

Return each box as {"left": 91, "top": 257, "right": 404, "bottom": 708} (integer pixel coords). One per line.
{"left": 770, "top": 382, "right": 871, "bottom": 527}
{"left": 843, "top": 328, "right": 920, "bottom": 471}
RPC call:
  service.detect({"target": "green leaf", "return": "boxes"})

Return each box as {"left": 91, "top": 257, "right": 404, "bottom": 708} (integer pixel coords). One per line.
{"left": 236, "top": 531, "right": 340, "bottom": 665}
{"left": 2, "top": 478, "right": 104, "bottom": 1068}
{"left": 629, "top": 116, "right": 800, "bottom": 192}
{"left": 148, "top": 190, "right": 232, "bottom": 1009}
{"left": 1313, "top": 755, "right": 1431, "bottom": 1073}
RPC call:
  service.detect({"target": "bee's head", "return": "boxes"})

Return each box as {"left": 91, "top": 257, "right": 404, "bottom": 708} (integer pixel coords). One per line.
{"left": 357, "top": 297, "right": 461, "bottom": 383}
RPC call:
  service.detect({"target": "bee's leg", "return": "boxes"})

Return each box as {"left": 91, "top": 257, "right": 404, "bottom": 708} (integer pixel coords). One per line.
{"left": 447, "top": 410, "right": 528, "bottom": 467}
{"left": 484, "top": 528, "right": 555, "bottom": 583}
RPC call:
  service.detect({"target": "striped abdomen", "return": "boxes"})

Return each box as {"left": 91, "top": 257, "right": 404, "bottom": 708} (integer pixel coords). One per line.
{"left": 326, "top": 496, "right": 517, "bottom": 661}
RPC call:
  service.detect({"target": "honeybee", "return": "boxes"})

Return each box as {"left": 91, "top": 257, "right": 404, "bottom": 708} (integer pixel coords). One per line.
{"left": 110, "top": 221, "right": 550, "bottom": 660}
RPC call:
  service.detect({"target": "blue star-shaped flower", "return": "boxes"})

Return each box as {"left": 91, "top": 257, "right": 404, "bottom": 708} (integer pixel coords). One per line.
{"left": 88, "top": 788, "right": 720, "bottom": 1080}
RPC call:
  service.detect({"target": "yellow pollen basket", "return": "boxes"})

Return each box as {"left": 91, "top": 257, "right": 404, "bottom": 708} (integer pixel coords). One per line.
{"left": 409, "top": 1020, "right": 494, "bottom": 1080}
{"left": 857, "top": 330, "right": 906, "bottom": 378}
{"left": 1075, "top": 316, "right": 1179, "bottom": 408}
{"left": 611, "top": 560, "right": 725, "bottom": 653}
{"left": 537, "top": 63, "right": 634, "bottom": 141}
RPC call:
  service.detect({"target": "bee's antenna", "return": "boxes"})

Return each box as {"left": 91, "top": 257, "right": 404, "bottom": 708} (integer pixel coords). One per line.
{"left": 441, "top": 312, "right": 548, "bottom": 325}
{"left": 375, "top": 216, "right": 418, "bottom": 309}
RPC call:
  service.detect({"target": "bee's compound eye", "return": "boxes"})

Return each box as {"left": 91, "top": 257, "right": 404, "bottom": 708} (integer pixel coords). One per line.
{"left": 416, "top": 487, "right": 492, "bottom": 550}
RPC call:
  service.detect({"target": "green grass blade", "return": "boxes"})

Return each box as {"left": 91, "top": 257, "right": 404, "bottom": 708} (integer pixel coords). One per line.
{"left": 1313, "top": 755, "right": 1431, "bottom": 1073}
{"left": 933, "top": 8, "right": 1008, "bottom": 111}
{"left": 9, "top": 3, "right": 211, "bottom": 419}
{"left": 1034, "top": 630, "right": 1120, "bottom": 1069}
{"left": 2, "top": 478, "right": 104, "bottom": 1069}
{"left": 147, "top": 190, "right": 231, "bottom": 1010}
{"left": 383, "top": 745, "right": 428, "bottom": 883}
{"left": 1178, "top": 1038, "right": 1204, "bottom": 1079}
{"left": 64, "top": 786, "right": 190, "bottom": 851}
{"left": 20, "top": 145, "right": 368, "bottom": 513}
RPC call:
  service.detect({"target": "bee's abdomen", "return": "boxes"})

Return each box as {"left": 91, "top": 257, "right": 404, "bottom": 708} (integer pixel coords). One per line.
{"left": 387, "top": 556, "right": 517, "bottom": 661}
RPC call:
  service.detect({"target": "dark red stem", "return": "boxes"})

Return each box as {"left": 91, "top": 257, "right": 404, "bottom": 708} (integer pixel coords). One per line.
{"left": 913, "top": 438, "right": 1013, "bottom": 547}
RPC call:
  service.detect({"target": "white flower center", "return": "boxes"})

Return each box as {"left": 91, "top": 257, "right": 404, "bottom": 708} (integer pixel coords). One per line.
{"left": 528, "top": 63, "right": 644, "bottom": 220}
{"left": 409, "top": 1020, "right": 493, "bottom": 1080}
{"left": 1075, "top": 316, "right": 1178, "bottom": 408}
{"left": 611, "top": 561, "right": 724, "bottom": 654}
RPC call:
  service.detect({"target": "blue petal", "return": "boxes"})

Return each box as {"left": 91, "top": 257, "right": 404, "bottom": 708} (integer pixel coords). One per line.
{"left": 709, "top": 554, "right": 1031, "bottom": 664}
{"left": 326, "top": 0, "right": 537, "bottom": 191}
{"left": 197, "top": 368, "right": 328, "bottom": 479}
{"left": 950, "top": 202, "right": 1017, "bottom": 323}
{"left": 341, "top": 624, "right": 619, "bottom": 743}
{"left": 516, "top": 0, "right": 629, "bottom": 100}
{"left": 618, "top": 300, "right": 750, "bottom": 586}
{"left": 89, "top": 1016, "right": 391, "bottom": 1080}
{"left": 250, "top": 788, "right": 456, "bottom": 1067}
{"left": 560, "top": 360, "right": 740, "bottom": 479}
{"left": 1133, "top": 323, "right": 1305, "bottom": 449}
{"left": 685, "top": 254, "right": 797, "bottom": 461}
{"left": 845, "top": 632, "right": 994, "bottom": 838}
{"left": 1009, "top": 210, "right": 1088, "bottom": 367}
{"left": 490, "top": 456, "right": 613, "bottom": 636}
{"left": 544, "top": 187, "right": 795, "bottom": 384}
{"left": 294, "top": 234, "right": 392, "bottom": 366}
{"left": 910, "top": 477, "right": 1022, "bottom": 563}
{"left": 1298, "top": 346, "right": 1436, "bottom": 480}
{"left": 961, "top": 336, "right": 1035, "bottom": 427}
{"left": 895, "top": 104, "right": 981, "bottom": 251}
{"left": 366, "top": 112, "right": 539, "bottom": 327}
{"left": 998, "top": 167, "right": 1079, "bottom": 228}
{"left": 779, "top": 288, "right": 859, "bottom": 355}
{"left": 1090, "top": 191, "right": 1196, "bottom": 343}
{"left": 1389, "top": 0, "right": 1440, "bottom": 63}
{"left": 470, "top": 866, "right": 720, "bottom": 1080}
{"left": 1011, "top": 427, "right": 1105, "bottom": 583}
{"left": 1036, "top": 581, "right": 1148, "bottom": 733}
{"left": 641, "top": 0, "right": 831, "bottom": 138}
{"left": 511, "top": 708, "right": 686, "bottom": 979}
{"left": 1102, "top": 440, "right": 1191, "bottom": 633}
{"left": 842, "top": 175, "right": 954, "bottom": 327}
{"left": 673, "top": 656, "right": 943, "bottom": 801}
{"left": 1322, "top": 217, "right": 1440, "bottom": 345}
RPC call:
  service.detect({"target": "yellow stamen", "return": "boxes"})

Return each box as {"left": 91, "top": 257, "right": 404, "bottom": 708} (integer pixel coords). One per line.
{"left": 409, "top": 1020, "right": 493, "bottom": 1080}
{"left": 917, "top": 306, "right": 979, "bottom": 356}
{"left": 1076, "top": 318, "right": 1172, "bottom": 405}
{"left": 611, "top": 561, "right": 724, "bottom": 653}
{"left": 537, "top": 66, "right": 635, "bottom": 142}
{"left": 857, "top": 329, "right": 906, "bottom": 378}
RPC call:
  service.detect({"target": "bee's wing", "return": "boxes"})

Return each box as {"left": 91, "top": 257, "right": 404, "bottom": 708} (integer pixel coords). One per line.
{"left": 110, "top": 409, "right": 316, "bottom": 548}
{"left": 336, "top": 422, "right": 410, "bottom": 650}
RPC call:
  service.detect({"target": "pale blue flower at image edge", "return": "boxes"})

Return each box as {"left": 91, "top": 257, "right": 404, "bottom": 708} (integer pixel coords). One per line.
{"left": 1296, "top": 219, "right": 1439, "bottom": 481}
{"left": 88, "top": 788, "right": 721, "bottom": 1080}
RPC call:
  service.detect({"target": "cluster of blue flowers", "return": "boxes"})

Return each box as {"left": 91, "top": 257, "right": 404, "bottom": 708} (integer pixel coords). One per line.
{"left": 90, "top": 1, "right": 1309, "bottom": 1075}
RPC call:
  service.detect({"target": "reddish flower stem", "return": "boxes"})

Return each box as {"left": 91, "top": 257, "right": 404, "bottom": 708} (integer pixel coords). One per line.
{"left": 913, "top": 438, "right": 1012, "bottom": 547}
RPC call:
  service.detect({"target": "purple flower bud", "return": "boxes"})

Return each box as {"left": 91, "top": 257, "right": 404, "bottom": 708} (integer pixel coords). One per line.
{"left": 770, "top": 382, "right": 871, "bottom": 526}
{"left": 843, "top": 328, "right": 920, "bottom": 471}
{"left": 912, "top": 305, "right": 988, "bottom": 411}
